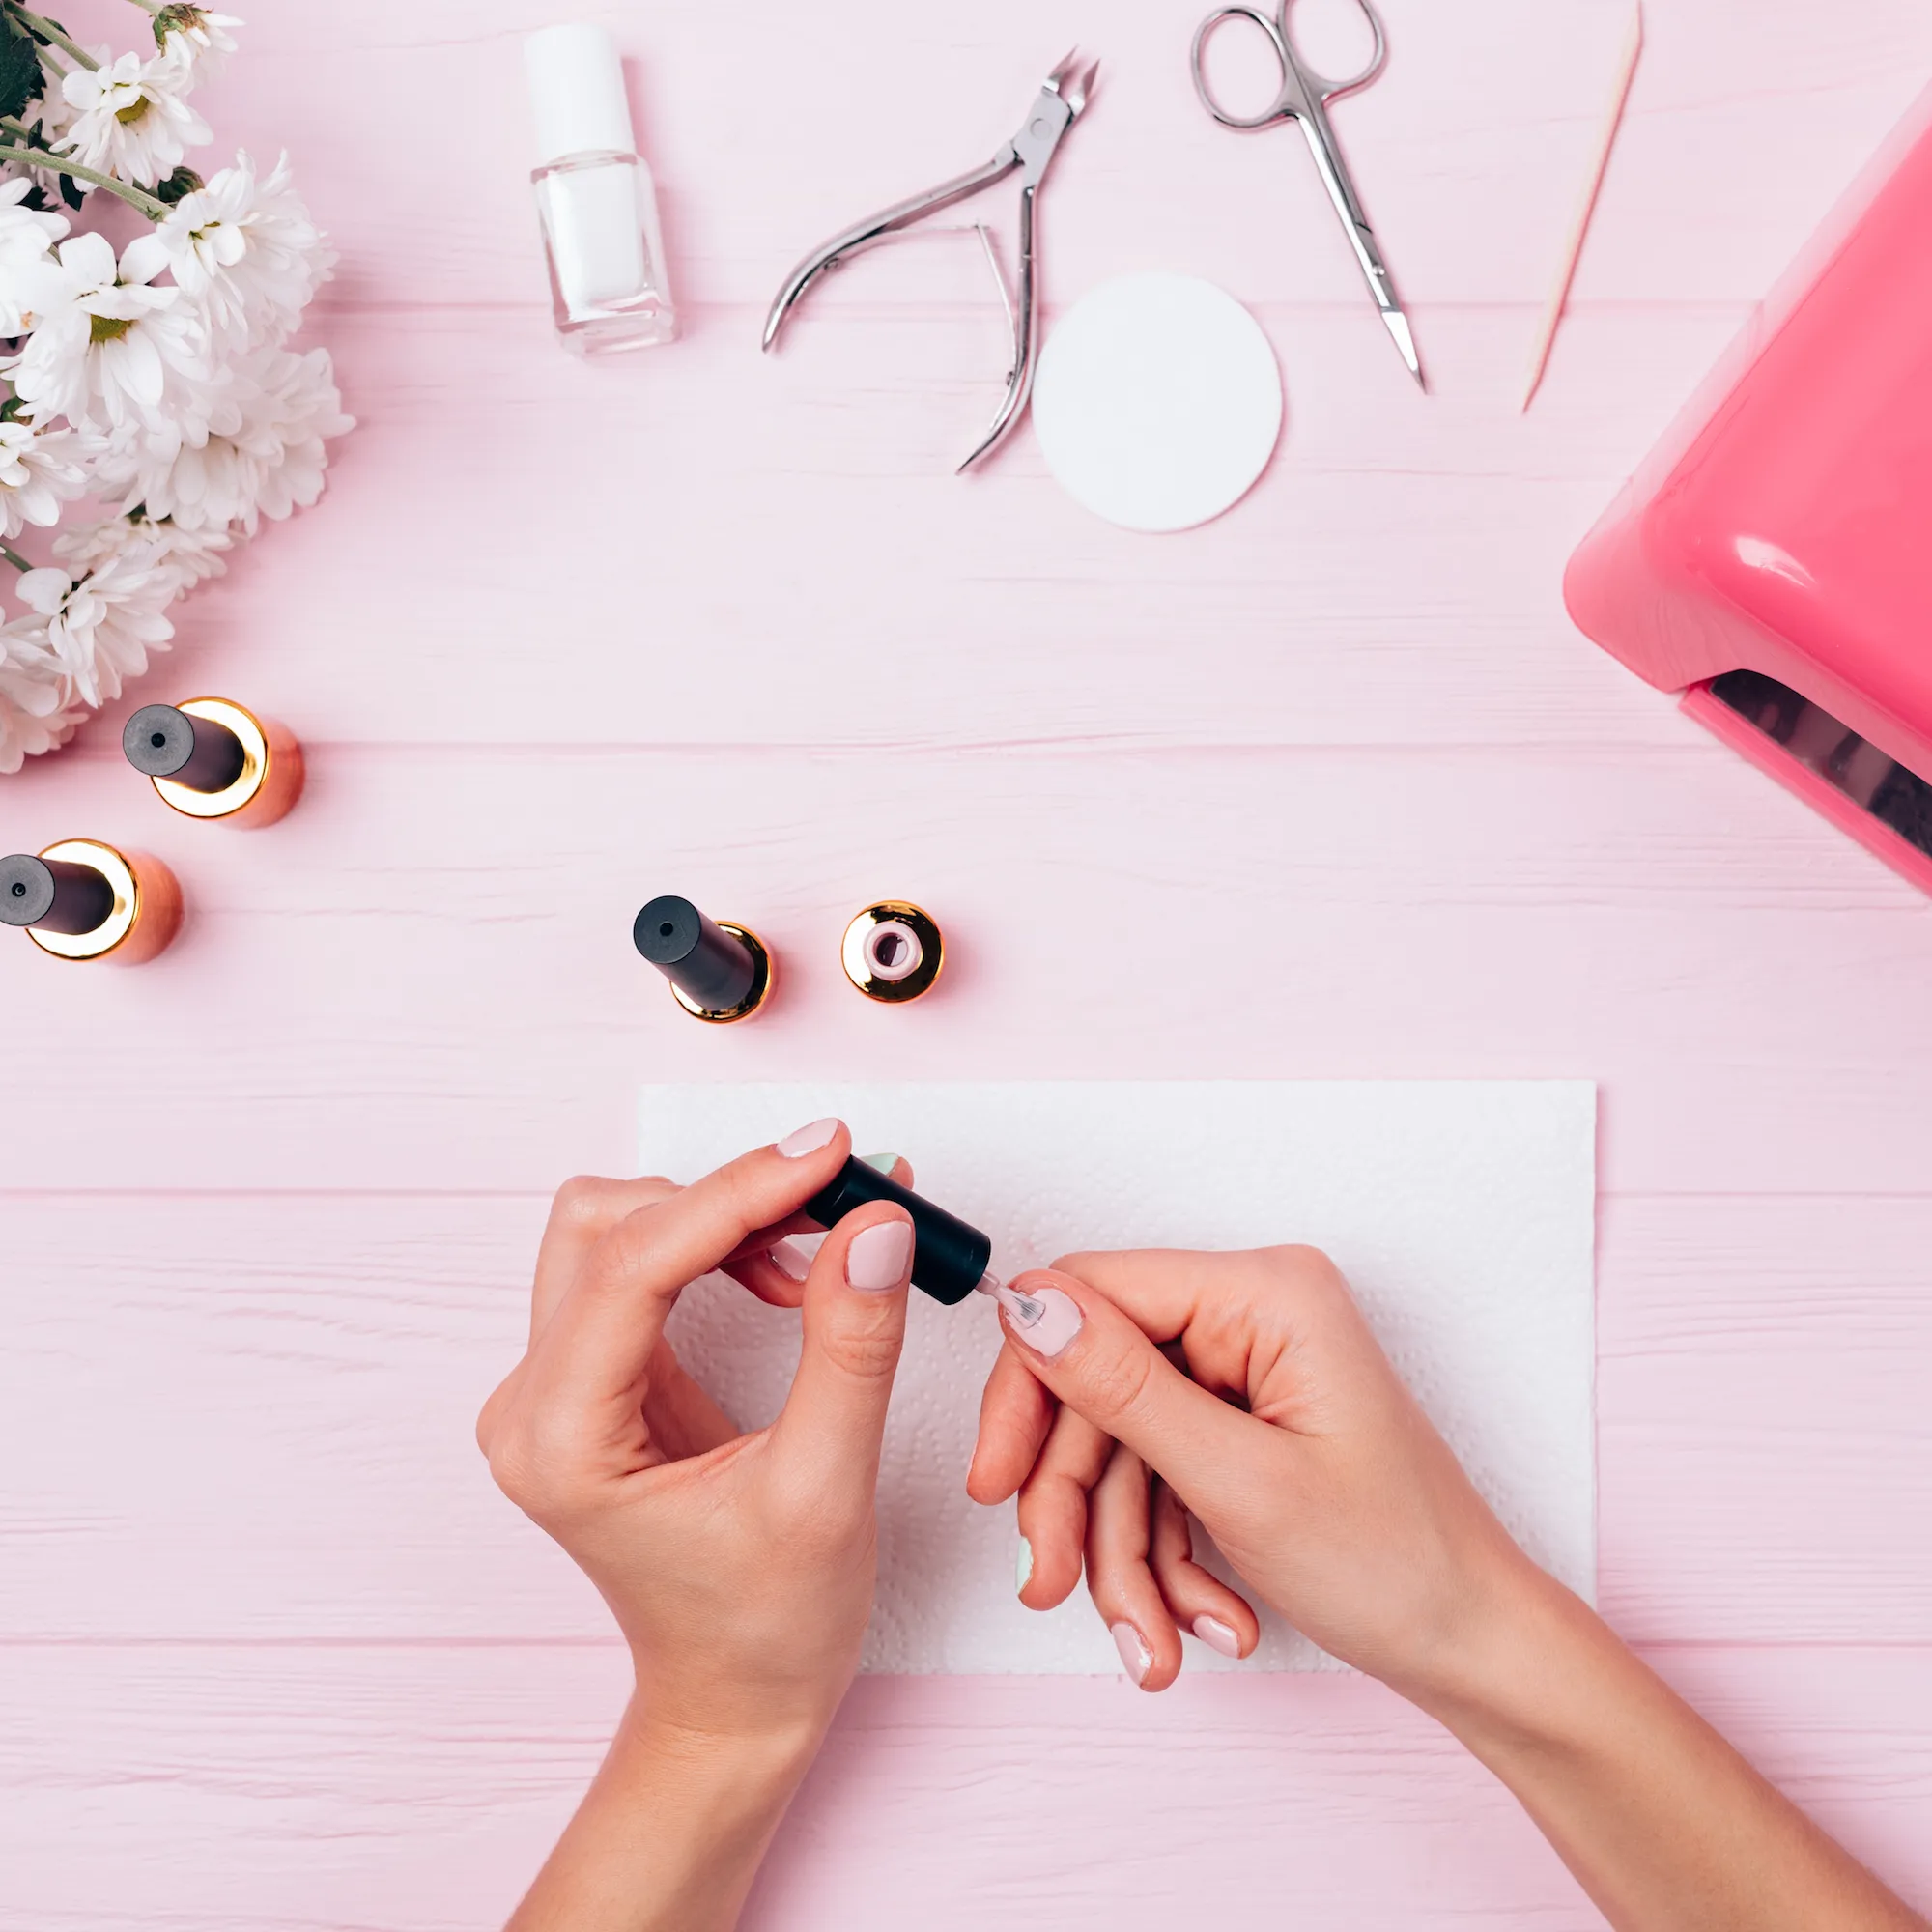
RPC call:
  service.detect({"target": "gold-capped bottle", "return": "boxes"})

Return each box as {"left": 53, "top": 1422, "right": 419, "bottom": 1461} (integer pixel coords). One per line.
{"left": 632, "top": 895, "right": 774, "bottom": 1023}
{"left": 1, "top": 840, "right": 183, "bottom": 964}
{"left": 124, "top": 698, "right": 304, "bottom": 828}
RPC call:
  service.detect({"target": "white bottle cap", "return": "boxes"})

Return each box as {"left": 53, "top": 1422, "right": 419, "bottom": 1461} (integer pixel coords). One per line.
{"left": 526, "top": 23, "right": 637, "bottom": 165}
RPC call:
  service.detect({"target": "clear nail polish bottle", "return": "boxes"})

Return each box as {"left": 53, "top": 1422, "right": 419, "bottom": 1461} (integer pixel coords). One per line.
{"left": 525, "top": 23, "right": 677, "bottom": 355}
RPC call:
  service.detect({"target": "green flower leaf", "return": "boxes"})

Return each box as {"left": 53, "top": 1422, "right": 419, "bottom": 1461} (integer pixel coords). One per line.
{"left": 0, "top": 15, "right": 47, "bottom": 122}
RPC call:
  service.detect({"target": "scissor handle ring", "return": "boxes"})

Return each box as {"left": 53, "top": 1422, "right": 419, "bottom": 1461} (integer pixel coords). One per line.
{"left": 1289, "top": 0, "right": 1388, "bottom": 100}
{"left": 1191, "top": 6, "right": 1295, "bottom": 130}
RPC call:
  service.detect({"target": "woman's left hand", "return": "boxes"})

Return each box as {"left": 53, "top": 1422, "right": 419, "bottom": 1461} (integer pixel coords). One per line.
{"left": 475, "top": 1120, "right": 916, "bottom": 1930}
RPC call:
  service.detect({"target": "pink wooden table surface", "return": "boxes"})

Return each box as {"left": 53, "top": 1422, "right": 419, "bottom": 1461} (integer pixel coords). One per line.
{"left": 5, "top": 0, "right": 1932, "bottom": 1925}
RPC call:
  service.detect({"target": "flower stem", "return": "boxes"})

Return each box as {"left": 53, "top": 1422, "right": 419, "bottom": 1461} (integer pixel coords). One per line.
{"left": 2, "top": 3, "right": 98, "bottom": 69}
{"left": 0, "top": 545, "right": 32, "bottom": 572}
{"left": 123, "top": 0, "right": 163, "bottom": 13}
{"left": 0, "top": 141, "right": 167, "bottom": 218}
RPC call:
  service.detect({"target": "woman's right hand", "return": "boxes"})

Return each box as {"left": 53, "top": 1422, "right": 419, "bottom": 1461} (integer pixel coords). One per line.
{"left": 967, "top": 1246, "right": 1543, "bottom": 1698}
{"left": 972, "top": 1252, "right": 1932, "bottom": 1932}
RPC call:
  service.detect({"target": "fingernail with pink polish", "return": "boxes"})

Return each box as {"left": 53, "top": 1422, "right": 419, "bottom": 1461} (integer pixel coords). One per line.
{"left": 1112, "top": 1622, "right": 1152, "bottom": 1686}
{"left": 846, "top": 1217, "right": 913, "bottom": 1293}
{"left": 1192, "top": 1615, "right": 1242, "bottom": 1659}
{"left": 1001, "top": 1285, "right": 1083, "bottom": 1360}
{"left": 777, "top": 1118, "right": 839, "bottom": 1158}
{"left": 769, "top": 1238, "right": 811, "bottom": 1282}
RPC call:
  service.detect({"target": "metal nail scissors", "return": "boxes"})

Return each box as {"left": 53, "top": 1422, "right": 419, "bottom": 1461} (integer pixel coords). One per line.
{"left": 1191, "top": 0, "right": 1423, "bottom": 387}
{"left": 762, "top": 49, "right": 1100, "bottom": 471}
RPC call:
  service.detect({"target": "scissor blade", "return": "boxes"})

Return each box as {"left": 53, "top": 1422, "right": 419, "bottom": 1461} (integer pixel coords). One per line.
{"left": 1295, "top": 111, "right": 1425, "bottom": 392}
{"left": 1382, "top": 306, "right": 1426, "bottom": 389}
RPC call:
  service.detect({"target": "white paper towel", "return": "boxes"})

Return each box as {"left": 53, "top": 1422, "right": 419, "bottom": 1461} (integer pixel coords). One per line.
{"left": 639, "top": 1082, "right": 1596, "bottom": 1674}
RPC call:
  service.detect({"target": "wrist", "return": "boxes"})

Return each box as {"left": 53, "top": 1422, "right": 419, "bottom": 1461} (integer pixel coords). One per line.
{"left": 614, "top": 1699, "right": 829, "bottom": 1804}
{"left": 503, "top": 1698, "right": 831, "bottom": 1932}
{"left": 625, "top": 1629, "right": 858, "bottom": 1763}
{"left": 1397, "top": 1556, "right": 1638, "bottom": 1761}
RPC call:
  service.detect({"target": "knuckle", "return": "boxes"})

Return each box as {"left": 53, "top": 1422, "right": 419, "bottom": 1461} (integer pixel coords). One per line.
{"left": 548, "top": 1174, "right": 613, "bottom": 1231}
{"left": 474, "top": 1361, "right": 532, "bottom": 1460}
{"left": 484, "top": 1430, "right": 540, "bottom": 1509}
{"left": 1256, "top": 1242, "right": 1349, "bottom": 1306}
{"left": 1080, "top": 1341, "right": 1156, "bottom": 1428}
{"left": 817, "top": 1319, "right": 903, "bottom": 1384}
{"left": 712, "top": 1153, "right": 779, "bottom": 1242}
{"left": 1262, "top": 1240, "right": 1340, "bottom": 1280}
{"left": 485, "top": 1417, "right": 589, "bottom": 1523}
{"left": 473, "top": 1394, "right": 503, "bottom": 1459}
{"left": 1049, "top": 1250, "right": 1105, "bottom": 1279}
{"left": 547, "top": 1175, "right": 676, "bottom": 1244}
{"left": 591, "top": 1208, "right": 663, "bottom": 1287}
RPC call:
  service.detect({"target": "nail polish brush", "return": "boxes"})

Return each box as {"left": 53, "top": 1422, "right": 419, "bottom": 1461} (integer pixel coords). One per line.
{"left": 803, "top": 1155, "right": 1043, "bottom": 1319}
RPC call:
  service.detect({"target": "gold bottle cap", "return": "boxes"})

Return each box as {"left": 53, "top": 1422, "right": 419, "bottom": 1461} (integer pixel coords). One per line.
{"left": 842, "top": 901, "right": 944, "bottom": 1003}
{"left": 23, "top": 840, "right": 145, "bottom": 961}
{"left": 150, "top": 697, "right": 272, "bottom": 819}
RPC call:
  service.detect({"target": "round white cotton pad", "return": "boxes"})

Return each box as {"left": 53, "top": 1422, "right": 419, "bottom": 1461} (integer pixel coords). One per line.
{"left": 1032, "top": 271, "right": 1284, "bottom": 533}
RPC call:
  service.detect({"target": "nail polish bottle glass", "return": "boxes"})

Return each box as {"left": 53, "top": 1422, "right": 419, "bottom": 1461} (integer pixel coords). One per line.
{"left": 525, "top": 23, "right": 677, "bottom": 355}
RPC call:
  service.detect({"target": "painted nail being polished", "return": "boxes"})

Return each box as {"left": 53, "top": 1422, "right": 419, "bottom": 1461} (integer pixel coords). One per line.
{"left": 981, "top": 1277, "right": 1084, "bottom": 1359}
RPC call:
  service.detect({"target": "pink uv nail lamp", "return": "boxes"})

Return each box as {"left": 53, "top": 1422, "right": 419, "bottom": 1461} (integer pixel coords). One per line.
{"left": 1565, "top": 90, "right": 1932, "bottom": 894}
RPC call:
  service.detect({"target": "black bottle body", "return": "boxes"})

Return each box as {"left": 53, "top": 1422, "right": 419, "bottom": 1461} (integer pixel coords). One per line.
{"left": 804, "top": 1158, "right": 991, "bottom": 1305}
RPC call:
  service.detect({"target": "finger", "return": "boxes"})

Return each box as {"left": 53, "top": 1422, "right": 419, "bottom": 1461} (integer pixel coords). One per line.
{"left": 530, "top": 1175, "right": 679, "bottom": 1345}
{"left": 648, "top": 1151, "right": 907, "bottom": 1288}
{"left": 1051, "top": 1245, "right": 1360, "bottom": 1411}
{"left": 996, "top": 1268, "right": 1257, "bottom": 1511}
{"left": 526, "top": 1120, "right": 853, "bottom": 1411}
{"left": 1085, "top": 1441, "right": 1182, "bottom": 1692}
{"left": 857, "top": 1152, "right": 914, "bottom": 1192}
{"left": 771, "top": 1202, "right": 912, "bottom": 1492}
{"left": 967, "top": 1340, "right": 1055, "bottom": 1505}
{"left": 724, "top": 1158, "right": 914, "bottom": 1311}
{"left": 1047, "top": 1247, "right": 1268, "bottom": 1340}
{"left": 724, "top": 1241, "right": 818, "bottom": 1309}
{"left": 1013, "top": 1402, "right": 1112, "bottom": 1609}
{"left": 1149, "top": 1480, "right": 1260, "bottom": 1660}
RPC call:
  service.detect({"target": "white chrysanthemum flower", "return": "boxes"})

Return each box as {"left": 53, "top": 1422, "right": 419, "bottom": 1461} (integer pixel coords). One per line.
{"left": 0, "top": 616, "right": 83, "bottom": 774}
{"left": 122, "top": 152, "right": 333, "bottom": 353}
{"left": 57, "top": 43, "right": 211, "bottom": 188}
{"left": 54, "top": 511, "right": 230, "bottom": 589}
{"left": 156, "top": 6, "right": 243, "bottom": 79}
{"left": 16, "top": 547, "right": 178, "bottom": 709}
{"left": 95, "top": 342, "right": 351, "bottom": 533}
{"left": 0, "top": 176, "right": 69, "bottom": 267}
{"left": 0, "top": 417, "right": 86, "bottom": 538}
{"left": 2, "top": 231, "right": 212, "bottom": 436}
{"left": 0, "top": 176, "right": 71, "bottom": 333}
